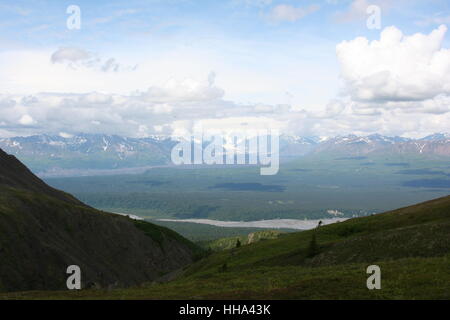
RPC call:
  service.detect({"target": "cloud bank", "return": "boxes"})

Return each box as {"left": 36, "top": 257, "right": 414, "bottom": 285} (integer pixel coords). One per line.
{"left": 0, "top": 25, "right": 449, "bottom": 139}
{"left": 336, "top": 24, "right": 450, "bottom": 119}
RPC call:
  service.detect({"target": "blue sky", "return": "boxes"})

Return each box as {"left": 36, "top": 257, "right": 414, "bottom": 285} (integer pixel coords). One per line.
{"left": 0, "top": 0, "right": 449, "bottom": 138}
{"left": 2, "top": 0, "right": 448, "bottom": 46}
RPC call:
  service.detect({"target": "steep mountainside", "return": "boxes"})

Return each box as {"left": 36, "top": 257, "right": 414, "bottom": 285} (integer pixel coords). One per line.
{"left": 0, "top": 148, "right": 82, "bottom": 204}
{"left": 0, "top": 148, "right": 200, "bottom": 292}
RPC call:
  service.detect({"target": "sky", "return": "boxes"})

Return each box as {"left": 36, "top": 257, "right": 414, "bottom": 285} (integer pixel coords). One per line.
{"left": 0, "top": 0, "right": 449, "bottom": 138}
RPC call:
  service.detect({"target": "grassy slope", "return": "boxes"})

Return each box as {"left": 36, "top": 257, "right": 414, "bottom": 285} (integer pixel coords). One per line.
{"left": 197, "top": 230, "right": 284, "bottom": 251}
{"left": 2, "top": 195, "right": 449, "bottom": 299}
{"left": 149, "top": 219, "right": 295, "bottom": 242}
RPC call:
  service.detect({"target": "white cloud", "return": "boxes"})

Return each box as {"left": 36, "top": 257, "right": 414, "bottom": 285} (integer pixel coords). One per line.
{"left": 336, "top": 25, "right": 450, "bottom": 106}
{"left": 19, "top": 114, "right": 35, "bottom": 125}
{"left": 269, "top": 4, "right": 320, "bottom": 22}
{"left": 170, "top": 116, "right": 284, "bottom": 140}
{"left": 0, "top": 73, "right": 234, "bottom": 138}
{"left": 153, "top": 103, "right": 173, "bottom": 114}
{"left": 51, "top": 47, "right": 93, "bottom": 64}
{"left": 82, "top": 92, "right": 113, "bottom": 104}
{"left": 421, "top": 95, "right": 450, "bottom": 114}
{"left": 0, "top": 24, "right": 448, "bottom": 139}
{"left": 50, "top": 47, "right": 135, "bottom": 73}
{"left": 308, "top": 23, "right": 450, "bottom": 138}
{"left": 0, "top": 85, "right": 448, "bottom": 139}
{"left": 0, "top": 96, "right": 16, "bottom": 108}
{"left": 325, "top": 99, "right": 346, "bottom": 117}
{"left": 143, "top": 75, "right": 224, "bottom": 103}
{"left": 59, "top": 132, "right": 74, "bottom": 138}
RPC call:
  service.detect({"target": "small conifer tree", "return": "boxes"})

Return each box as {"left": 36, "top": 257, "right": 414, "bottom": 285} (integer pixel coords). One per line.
{"left": 307, "top": 233, "right": 319, "bottom": 257}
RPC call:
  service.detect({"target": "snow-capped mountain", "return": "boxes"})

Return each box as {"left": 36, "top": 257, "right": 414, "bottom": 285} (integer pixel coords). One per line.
{"left": 418, "top": 133, "right": 450, "bottom": 141}
{"left": 0, "top": 134, "right": 176, "bottom": 174}
{"left": 279, "top": 134, "right": 318, "bottom": 158}
{"left": 314, "top": 133, "right": 449, "bottom": 156}
{"left": 0, "top": 133, "right": 448, "bottom": 175}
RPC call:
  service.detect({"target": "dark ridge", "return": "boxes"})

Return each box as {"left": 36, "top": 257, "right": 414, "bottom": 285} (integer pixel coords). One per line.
{"left": 0, "top": 148, "right": 200, "bottom": 292}
{"left": 0, "top": 148, "right": 82, "bottom": 205}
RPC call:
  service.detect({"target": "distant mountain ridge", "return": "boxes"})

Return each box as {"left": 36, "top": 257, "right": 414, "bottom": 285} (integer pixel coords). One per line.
{"left": 0, "top": 132, "right": 448, "bottom": 175}
{"left": 0, "top": 133, "right": 176, "bottom": 174}
{"left": 313, "top": 133, "right": 450, "bottom": 157}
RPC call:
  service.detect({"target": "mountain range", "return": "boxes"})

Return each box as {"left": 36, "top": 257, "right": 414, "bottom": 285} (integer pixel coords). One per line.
{"left": 0, "top": 133, "right": 449, "bottom": 176}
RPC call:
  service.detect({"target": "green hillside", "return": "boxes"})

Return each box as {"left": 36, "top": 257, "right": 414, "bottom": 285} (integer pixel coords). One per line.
{"left": 3, "top": 195, "right": 449, "bottom": 299}
{"left": 150, "top": 219, "right": 295, "bottom": 242}
{"left": 197, "top": 230, "right": 285, "bottom": 251}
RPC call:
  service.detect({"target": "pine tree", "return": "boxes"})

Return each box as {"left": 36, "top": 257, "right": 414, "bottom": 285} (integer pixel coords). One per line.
{"left": 307, "top": 232, "right": 319, "bottom": 257}
{"left": 220, "top": 263, "right": 228, "bottom": 272}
